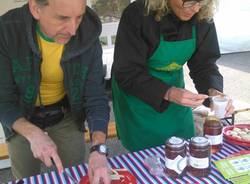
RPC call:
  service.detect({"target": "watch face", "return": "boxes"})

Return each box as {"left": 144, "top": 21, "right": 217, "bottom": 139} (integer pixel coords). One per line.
{"left": 90, "top": 144, "right": 108, "bottom": 155}
{"left": 100, "top": 145, "right": 107, "bottom": 154}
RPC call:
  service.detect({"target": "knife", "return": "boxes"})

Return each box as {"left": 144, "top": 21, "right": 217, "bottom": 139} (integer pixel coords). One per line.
{"left": 50, "top": 158, "right": 79, "bottom": 184}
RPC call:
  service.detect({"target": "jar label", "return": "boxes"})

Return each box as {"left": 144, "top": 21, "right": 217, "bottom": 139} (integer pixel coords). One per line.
{"left": 189, "top": 156, "right": 209, "bottom": 169}
{"left": 205, "top": 134, "right": 223, "bottom": 145}
{"left": 165, "top": 155, "right": 187, "bottom": 174}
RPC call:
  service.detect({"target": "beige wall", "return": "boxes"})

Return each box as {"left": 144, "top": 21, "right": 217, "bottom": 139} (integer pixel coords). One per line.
{"left": 0, "top": 0, "right": 27, "bottom": 16}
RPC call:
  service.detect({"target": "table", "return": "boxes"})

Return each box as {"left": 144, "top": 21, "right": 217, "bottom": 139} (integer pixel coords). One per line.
{"left": 7, "top": 141, "right": 249, "bottom": 184}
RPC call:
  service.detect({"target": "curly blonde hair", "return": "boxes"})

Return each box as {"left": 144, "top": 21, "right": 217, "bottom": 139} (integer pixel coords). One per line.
{"left": 144, "top": 0, "right": 218, "bottom": 22}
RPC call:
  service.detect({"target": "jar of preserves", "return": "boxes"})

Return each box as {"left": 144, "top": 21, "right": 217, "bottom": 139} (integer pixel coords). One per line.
{"left": 165, "top": 136, "right": 187, "bottom": 178}
{"left": 188, "top": 136, "right": 211, "bottom": 177}
{"left": 204, "top": 116, "right": 223, "bottom": 153}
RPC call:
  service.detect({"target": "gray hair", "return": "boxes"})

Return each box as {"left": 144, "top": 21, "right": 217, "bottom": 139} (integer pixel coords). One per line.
{"left": 144, "top": 0, "right": 219, "bottom": 22}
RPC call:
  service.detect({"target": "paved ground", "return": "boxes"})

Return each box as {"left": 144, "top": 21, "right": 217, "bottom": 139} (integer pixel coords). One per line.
{"left": 1, "top": 52, "right": 250, "bottom": 183}
{"left": 186, "top": 51, "right": 250, "bottom": 105}
{"left": 184, "top": 52, "right": 250, "bottom": 122}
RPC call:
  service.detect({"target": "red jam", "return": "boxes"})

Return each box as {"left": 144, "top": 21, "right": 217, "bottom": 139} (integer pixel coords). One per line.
{"left": 203, "top": 116, "right": 223, "bottom": 153}
{"left": 188, "top": 136, "right": 211, "bottom": 177}
{"left": 165, "top": 136, "right": 187, "bottom": 178}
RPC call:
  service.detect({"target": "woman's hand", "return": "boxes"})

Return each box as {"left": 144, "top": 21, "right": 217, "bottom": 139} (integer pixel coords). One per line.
{"left": 165, "top": 87, "right": 208, "bottom": 108}
{"left": 208, "top": 88, "right": 234, "bottom": 117}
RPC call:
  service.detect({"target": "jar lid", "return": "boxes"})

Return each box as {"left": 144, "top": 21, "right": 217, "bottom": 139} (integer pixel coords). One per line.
{"left": 191, "top": 136, "right": 210, "bottom": 147}
{"left": 206, "top": 115, "right": 220, "bottom": 121}
{"left": 166, "top": 136, "right": 185, "bottom": 148}
{"left": 205, "top": 116, "right": 222, "bottom": 127}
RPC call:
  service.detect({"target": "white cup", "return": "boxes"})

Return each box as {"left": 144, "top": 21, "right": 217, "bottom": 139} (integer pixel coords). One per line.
{"left": 212, "top": 96, "right": 229, "bottom": 119}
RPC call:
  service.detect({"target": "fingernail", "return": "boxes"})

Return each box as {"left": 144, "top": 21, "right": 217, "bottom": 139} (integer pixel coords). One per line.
{"left": 59, "top": 168, "right": 64, "bottom": 174}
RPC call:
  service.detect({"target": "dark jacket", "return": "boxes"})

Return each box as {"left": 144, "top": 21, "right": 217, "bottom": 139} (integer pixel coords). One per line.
{"left": 0, "top": 4, "right": 110, "bottom": 139}
{"left": 112, "top": 1, "right": 223, "bottom": 112}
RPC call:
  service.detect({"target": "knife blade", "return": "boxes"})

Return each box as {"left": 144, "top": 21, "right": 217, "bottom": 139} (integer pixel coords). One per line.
{"left": 50, "top": 158, "right": 78, "bottom": 184}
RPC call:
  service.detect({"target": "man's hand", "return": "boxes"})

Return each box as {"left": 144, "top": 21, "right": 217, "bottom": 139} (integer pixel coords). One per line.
{"left": 165, "top": 87, "right": 208, "bottom": 108}
{"left": 88, "top": 131, "right": 110, "bottom": 184}
{"left": 12, "top": 118, "right": 63, "bottom": 172}
{"left": 88, "top": 151, "right": 110, "bottom": 184}
{"left": 29, "top": 130, "right": 63, "bottom": 172}
{"left": 208, "top": 88, "right": 234, "bottom": 117}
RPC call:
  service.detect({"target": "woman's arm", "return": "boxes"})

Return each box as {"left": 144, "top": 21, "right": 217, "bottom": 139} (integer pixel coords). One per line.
{"left": 188, "top": 20, "right": 223, "bottom": 95}
{"left": 112, "top": 3, "right": 171, "bottom": 112}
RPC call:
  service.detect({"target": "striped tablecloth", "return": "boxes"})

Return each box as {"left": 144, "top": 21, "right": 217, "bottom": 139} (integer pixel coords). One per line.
{"left": 7, "top": 141, "right": 249, "bottom": 184}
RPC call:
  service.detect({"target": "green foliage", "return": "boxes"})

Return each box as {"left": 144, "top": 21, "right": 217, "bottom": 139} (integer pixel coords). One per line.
{"left": 91, "top": 0, "right": 130, "bottom": 22}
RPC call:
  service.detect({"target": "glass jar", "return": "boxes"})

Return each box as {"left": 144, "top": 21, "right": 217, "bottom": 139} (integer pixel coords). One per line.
{"left": 203, "top": 116, "right": 223, "bottom": 153}
{"left": 165, "top": 136, "right": 187, "bottom": 178}
{"left": 188, "top": 136, "right": 211, "bottom": 177}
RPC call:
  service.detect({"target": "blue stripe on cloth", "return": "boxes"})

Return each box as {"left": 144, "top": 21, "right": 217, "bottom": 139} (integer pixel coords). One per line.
{"left": 117, "top": 155, "right": 147, "bottom": 183}
{"left": 70, "top": 166, "right": 81, "bottom": 182}
{"left": 51, "top": 171, "right": 59, "bottom": 184}
{"left": 43, "top": 173, "right": 51, "bottom": 184}
{"left": 7, "top": 141, "right": 249, "bottom": 184}
{"left": 109, "top": 157, "right": 120, "bottom": 168}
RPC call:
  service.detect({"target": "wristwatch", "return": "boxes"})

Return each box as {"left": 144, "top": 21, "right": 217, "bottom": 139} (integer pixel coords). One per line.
{"left": 90, "top": 144, "right": 108, "bottom": 155}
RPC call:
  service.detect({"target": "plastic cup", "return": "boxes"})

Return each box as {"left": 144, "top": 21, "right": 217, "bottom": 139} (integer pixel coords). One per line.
{"left": 212, "top": 96, "right": 229, "bottom": 119}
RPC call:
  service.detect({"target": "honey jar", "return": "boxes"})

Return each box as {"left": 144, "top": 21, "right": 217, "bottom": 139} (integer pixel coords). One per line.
{"left": 165, "top": 136, "right": 187, "bottom": 178}
{"left": 188, "top": 136, "right": 211, "bottom": 177}
{"left": 203, "top": 116, "right": 223, "bottom": 153}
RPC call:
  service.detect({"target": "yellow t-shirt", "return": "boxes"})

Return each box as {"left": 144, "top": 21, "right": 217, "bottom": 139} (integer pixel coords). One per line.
{"left": 36, "top": 26, "right": 65, "bottom": 106}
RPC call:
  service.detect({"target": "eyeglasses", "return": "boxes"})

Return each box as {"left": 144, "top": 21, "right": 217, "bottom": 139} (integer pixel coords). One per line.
{"left": 182, "top": 0, "right": 208, "bottom": 8}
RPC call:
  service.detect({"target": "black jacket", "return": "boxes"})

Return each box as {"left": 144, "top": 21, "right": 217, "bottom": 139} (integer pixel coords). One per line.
{"left": 112, "top": 1, "right": 223, "bottom": 112}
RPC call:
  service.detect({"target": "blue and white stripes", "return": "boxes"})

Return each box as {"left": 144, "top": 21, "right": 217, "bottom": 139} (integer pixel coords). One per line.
{"left": 8, "top": 141, "right": 249, "bottom": 184}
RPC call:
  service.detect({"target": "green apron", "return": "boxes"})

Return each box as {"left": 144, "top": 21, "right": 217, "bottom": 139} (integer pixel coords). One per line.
{"left": 112, "top": 27, "right": 196, "bottom": 152}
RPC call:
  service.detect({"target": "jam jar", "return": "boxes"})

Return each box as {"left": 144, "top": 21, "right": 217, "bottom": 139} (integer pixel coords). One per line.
{"left": 165, "top": 136, "right": 187, "bottom": 178}
{"left": 188, "top": 136, "right": 211, "bottom": 177}
{"left": 203, "top": 116, "right": 223, "bottom": 153}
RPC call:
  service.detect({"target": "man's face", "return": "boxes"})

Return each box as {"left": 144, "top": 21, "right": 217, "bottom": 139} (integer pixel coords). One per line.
{"left": 30, "top": 0, "right": 86, "bottom": 44}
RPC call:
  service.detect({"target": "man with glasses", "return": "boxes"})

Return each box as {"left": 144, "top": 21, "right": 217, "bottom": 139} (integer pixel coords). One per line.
{"left": 111, "top": 0, "right": 234, "bottom": 152}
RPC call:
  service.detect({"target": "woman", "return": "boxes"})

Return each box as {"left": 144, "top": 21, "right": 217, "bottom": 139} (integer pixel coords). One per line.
{"left": 112, "top": 0, "right": 234, "bottom": 151}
